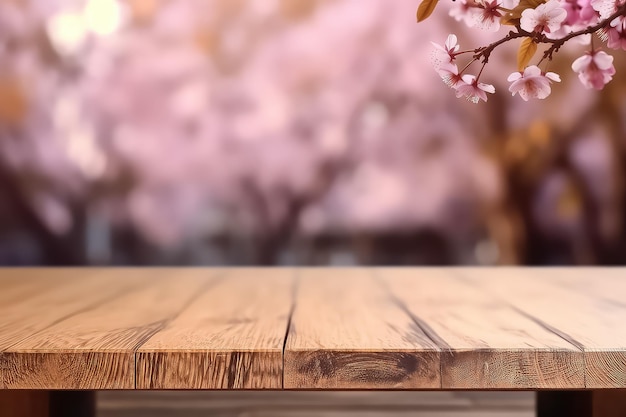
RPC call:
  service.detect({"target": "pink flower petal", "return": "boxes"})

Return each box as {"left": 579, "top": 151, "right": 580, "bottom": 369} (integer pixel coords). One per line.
{"left": 572, "top": 54, "right": 592, "bottom": 72}
{"left": 593, "top": 51, "right": 615, "bottom": 69}
{"left": 445, "top": 34, "right": 459, "bottom": 51}
{"left": 545, "top": 71, "right": 562, "bottom": 82}
{"left": 524, "top": 65, "right": 542, "bottom": 77}
{"left": 507, "top": 71, "right": 523, "bottom": 82}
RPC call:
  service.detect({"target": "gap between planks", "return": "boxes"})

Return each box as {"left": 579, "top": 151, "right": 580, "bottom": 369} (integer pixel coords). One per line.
{"left": 1, "top": 270, "right": 225, "bottom": 390}
{"left": 3, "top": 268, "right": 621, "bottom": 390}
{"left": 280, "top": 270, "right": 300, "bottom": 390}
{"left": 130, "top": 273, "right": 227, "bottom": 389}
{"left": 134, "top": 269, "right": 295, "bottom": 389}
{"left": 378, "top": 269, "right": 586, "bottom": 390}
{"left": 283, "top": 269, "right": 443, "bottom": 390}
{"left": 373, "top": 270, "right": 449, "bottom": 390}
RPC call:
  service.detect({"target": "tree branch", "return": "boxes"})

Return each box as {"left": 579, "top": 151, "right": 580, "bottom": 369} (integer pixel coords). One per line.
{"left": 540, "top": 2, "right": 626, "bottom": 62}
{"left": 474, "top": 30, "right": 531, "bottom": 63}
{"left": 471, "top": 3, "right": 626, "bottom": 66}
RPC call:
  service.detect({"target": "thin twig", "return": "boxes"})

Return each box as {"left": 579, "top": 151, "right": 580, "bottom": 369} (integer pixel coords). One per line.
{"left": 471, "top": 2, "right": 626, "bottom": 66}
{"left": 539, "top": 2, "right": 626, "bottom": 63}
{"left": 473, "top": 30, "right": 531, "bottom": 63}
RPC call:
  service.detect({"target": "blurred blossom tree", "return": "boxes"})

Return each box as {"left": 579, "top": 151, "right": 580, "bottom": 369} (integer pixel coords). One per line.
{"left": 0, "top": 0, "right": 625, "bottom": 265}
{"left": 0, "top": 0, "right": 89, "bottom": 263}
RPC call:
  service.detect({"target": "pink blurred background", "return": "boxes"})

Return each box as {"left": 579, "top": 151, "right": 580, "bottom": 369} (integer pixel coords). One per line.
{"left": 1, "top": 0, "right": 625, "bottom": 266}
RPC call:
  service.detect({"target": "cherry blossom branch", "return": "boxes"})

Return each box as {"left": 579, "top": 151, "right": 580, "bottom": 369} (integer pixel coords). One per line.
{"left": 473, "top": 3, "right": 626, "bottom": 66}
{"left": 539, "top": 3, "right": 626, "bottom": 62}
{"left": 427, "top": 0, "right": 623, "bottom": 102}
{"left": 473, "top": 30, "right": 530, "bottom": 63}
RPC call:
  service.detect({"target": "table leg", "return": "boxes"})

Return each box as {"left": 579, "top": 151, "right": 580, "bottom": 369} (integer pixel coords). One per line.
{"left": 537, "top": 391, "right": 626, "bottom": 417}
{"left": 0, "top": 391, "right": 95, "bottom": 417}
{"left": 1, "top": 391, "right": 49, "bottom": 417}
{"left": 49, "top": 391, "right": 96, "bottom": 417}
{"left": 537, "top": 391, "right": 593, "bottom": 416}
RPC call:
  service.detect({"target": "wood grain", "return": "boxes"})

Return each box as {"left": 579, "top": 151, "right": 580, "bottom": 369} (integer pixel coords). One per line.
{"left": 547, "top": 268, "right": 626, "bottom": 307}
{"left": 2, "top": 268, "right": 626, "bottom": 392}
{"left": 549, "top": 268, "right": 626, "bottom": 388}
{"left": 136, "top": 269, "right": 294, "bottom": 389}
{"left": 0, "top": 270, "right": 123, "bottom": 351}
{"left": 284, "top": 269, "right": 440, "bottom": 389}
{"left": 379, "top": 269, "right": 584, "bottom": 389}
{"left": 459, "top": 268, "right": 626, "bottom": 389}
{"left": 2, "top": 269, "right": 218, "bottom": 390}
{"left": 0, "top": 270, "right": 81, "bottom": 306}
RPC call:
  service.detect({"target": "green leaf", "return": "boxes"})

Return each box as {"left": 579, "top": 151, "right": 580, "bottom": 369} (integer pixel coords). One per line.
{"left": 517, "top": 37, "right": 537, "bottom": 71}
{"left": 416, "top": 0, "right": 439, "bottom": 22}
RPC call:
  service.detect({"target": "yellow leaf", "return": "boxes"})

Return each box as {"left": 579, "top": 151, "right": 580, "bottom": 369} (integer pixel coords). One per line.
{"left": 509, "top": 0, "right": 546, "bottom": 20}
{"left": 501, "top": 14, "right": 519, "bottom": 26}
{"left": 416, "top": 0, "right": 439, "bottom": 22}
{"left": 517, "top": 37, "right": 537, "bottom": 71}
{"left": 523, "top": 0, "right": 547, "bottom": 9}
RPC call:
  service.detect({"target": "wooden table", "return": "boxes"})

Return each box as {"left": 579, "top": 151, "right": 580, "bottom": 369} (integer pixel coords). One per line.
{"left": 1, "top": 268, "right": 625, "bottom": 417}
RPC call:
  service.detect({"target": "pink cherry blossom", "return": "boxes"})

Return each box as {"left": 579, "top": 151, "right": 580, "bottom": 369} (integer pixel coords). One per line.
{"left": 430, "top": 34, "right": 460, "bottom": 70}
{"left": 450, "top": 0, "right": 482, "bottom": 26}
{"left": 548, "top": 0, "right": 598, "bottom": 41}
{"left": 591, "top": 0, "right": 624, "bottom": 19}
{"left": 520, "top": 0, "right": 568, "bottom": 33}
{"left": 571, "top": 50, "right": 616, "bottom": 89}
{"left": 562, "top": 0, "right": 598, "bottom": 25}
{"left": 592, "top": 0, "right": 626, "bottom": 33}
{"left": 507, "top": 65, "right": 561, "bottom": 101}
{"left": 606, "top": 25, "right": 626, "bottom": 49}
{"left": 474, "top": 0, "right": 504, "bottom": 31}
{"left": 436, "top": 62, "right": 464, "bottom": 87}
{"left": 455, "top": 74, "right": 496, "bottom": 103}
{"left": 502, "top": 0, "right": 522, "bottom": 7}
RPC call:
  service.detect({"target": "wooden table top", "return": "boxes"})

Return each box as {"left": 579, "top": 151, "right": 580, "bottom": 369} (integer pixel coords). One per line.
{"left": 0, "top": 268, "right": 625, "bottom": 391}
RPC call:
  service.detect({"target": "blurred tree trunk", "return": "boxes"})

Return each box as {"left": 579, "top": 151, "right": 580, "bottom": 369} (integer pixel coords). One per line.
{"left": 0, "top": 165, "right": 85, "bottom": 265}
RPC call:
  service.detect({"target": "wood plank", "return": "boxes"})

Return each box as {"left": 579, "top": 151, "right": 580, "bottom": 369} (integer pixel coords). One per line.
{"left": 136, "top": 269, "right": 294, "bottom": 389}
{"left": 284, "top": 269, "right": 440, "bottom": 390}
{"left": 379, "top": 269, "right": 584, "bottom": 389}
{"left": 459, "top": 268, "right": 626, "bottom": 389}
{"left": 2, "top": 269, "right": 218, "bottom": 390}
{"left": 0, "top": 270, "right": 142, "bottom": 351}
{"left": 0, "top": 270, "right": 81, "bottom": 305}
{"left": 546, "top": 268, "right": 626, "bottom": 307}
